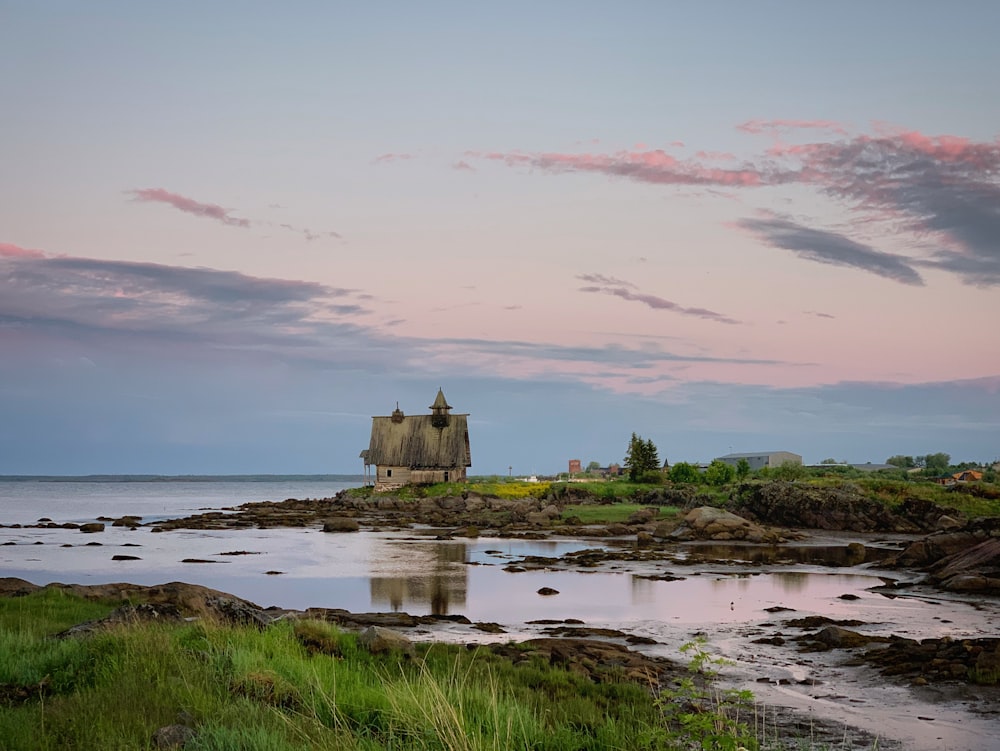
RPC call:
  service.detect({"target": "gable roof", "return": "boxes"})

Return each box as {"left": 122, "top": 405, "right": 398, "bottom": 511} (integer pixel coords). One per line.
{"left": 367, "top": 413, "right": 470, "bottom": 468}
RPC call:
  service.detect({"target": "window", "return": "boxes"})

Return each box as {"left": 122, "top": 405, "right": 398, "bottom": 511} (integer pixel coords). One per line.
{"left": 444, "top": 471, "right": 450, "bottom": 481}
{"left": 386, "top": 469, "right": 392, "bottom": 477}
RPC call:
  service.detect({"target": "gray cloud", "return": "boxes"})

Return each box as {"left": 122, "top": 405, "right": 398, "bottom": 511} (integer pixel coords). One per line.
{"left": 738, "top": 216, "right": 925, "bottom": 285}
{"left": 577, "top": 274, "right": 740, "bottom": 324}
{"left": 479, "top": 128, "right": 1000, "bottom": 286}
{"left": 1, "top": 253, "right": 373, "bottom": 359}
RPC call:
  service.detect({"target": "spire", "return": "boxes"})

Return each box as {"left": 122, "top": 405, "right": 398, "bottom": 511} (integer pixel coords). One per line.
{"left": 430, "top": 388, "right": 452, "bottom": 428}
{"left": 391, "top": 401, "right": 405, "bottom": 423}
{"left": 429, "top": 388, "right": 452, "bottom": 412}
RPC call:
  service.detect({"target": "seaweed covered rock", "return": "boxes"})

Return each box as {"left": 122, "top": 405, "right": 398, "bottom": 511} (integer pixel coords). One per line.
{"left": 729, "top": 482, "right": 925, "bottom": 533}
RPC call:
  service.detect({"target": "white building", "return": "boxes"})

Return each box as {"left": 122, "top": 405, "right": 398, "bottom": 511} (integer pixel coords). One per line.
{"left": 715, "top": 451, "right": 802, "bottom": 471}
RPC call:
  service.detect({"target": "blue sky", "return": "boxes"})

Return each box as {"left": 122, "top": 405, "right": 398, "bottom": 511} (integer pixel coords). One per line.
{"left": 1, "top": 2, "right": 998, "bottom": 474}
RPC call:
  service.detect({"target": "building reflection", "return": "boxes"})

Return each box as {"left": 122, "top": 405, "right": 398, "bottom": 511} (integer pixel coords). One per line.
{"left": 369, "top": 542, "right": 468, "bottom": 614}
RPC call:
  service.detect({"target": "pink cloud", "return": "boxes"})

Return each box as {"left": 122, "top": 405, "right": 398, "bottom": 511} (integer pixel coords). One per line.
{"left": 373, "top": 153, "right": 414, "bottom": 164}
{"left": 452, "top": 159, "right": 475, "bottom": 172}
{"left": 475, "top": 148, "right": 767, "bottom": 188}
{"left": 0, "top": 242, "right": 46, "bottom": 259}
{"left": 737, "top": 118, "right": 850, "bottom": 136}
{"left": 127, "top": 188, "right": 250, "bottom": 228}
{"left": 695, "top": 150, "right": 736, "bottom": 161}
{"left": 475, "top": 123, "right": 1000, "bottom": 285}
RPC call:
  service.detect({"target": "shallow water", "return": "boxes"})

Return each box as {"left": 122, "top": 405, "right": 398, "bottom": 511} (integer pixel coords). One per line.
{"left": 2, "top": 484, "right": 998, "bottom": 751}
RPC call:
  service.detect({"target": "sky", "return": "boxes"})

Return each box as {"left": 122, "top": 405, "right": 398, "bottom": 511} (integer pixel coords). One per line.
{"left": 1, "top": 1, "right": 998, "bottom": 475}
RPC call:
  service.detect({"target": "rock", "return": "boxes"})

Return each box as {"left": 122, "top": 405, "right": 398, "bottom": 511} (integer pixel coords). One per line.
{"left": 79, "top": 523, "right": 105, "bottom": 533}
{"left": 730, "top": 482, "right": 930, "bottom": 533}
{"left": 152, "top": 724, "right": 195, "bottom": 749}
{"left": 525, "top": 512, "right": 552, "bottom": 526}
{"left": 809, "top": 625, "right": 879, "bottom": 649}
{"left": 652, "top": 521, "right": 675, "bottom": 538}
{"left": 112, "top": 554, "right": 141, "bottom": 561}
{"left": 636, "top": 531, "right": 655, "bottom": 547}
{"left": 669, "top": 506, "right": 772, "bottom": 542}
{"left": 627, "top": 508, "right": 657, "bottom": 524}
{"left": 58, "top": 603, "right": 185, "bottom": 638}
{"left": 211, "top": 597, "right": 273, "bottom": 629}
{"left": 473, "top": 622, "right": 506, "bottom": 633}
{"left": 935, "top": 515, "right": 964, "bottom": 531}
{"left": 846, "top": 542, "right": 866, "bottom": 563}
{"left": 323, "top": 517, "right": 360, "bottom": 533}
{"left": 537, "top": 587, "right": 559, "bottom": 596}
{"left": 112, "top": 516, "right": 142, "bottom": 527}
{"left": 926, "top": 538, "right": 1000, "bottom": 595}
{"left": 358, "top": 626, "right": 414, "bottom": 655}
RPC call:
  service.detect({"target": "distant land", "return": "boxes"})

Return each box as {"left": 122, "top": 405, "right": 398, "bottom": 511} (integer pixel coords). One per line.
{"left": 0, "top": 474, "right": 365, "bottom": 483}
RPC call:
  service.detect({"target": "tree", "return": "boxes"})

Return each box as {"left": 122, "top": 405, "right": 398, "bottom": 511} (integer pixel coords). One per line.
{"left": 623, "top": 433, "right": 660, "bottom": 482}
{"left": 886, "top": 455, "right": 916, "bottom": 469}
{"left": 919, "top": 453, "right": 951, "bottom": 474}
{"left": 735, "top": 458, "right": 751, "bottom": 480}
{"left": 771, "top": 461, "right": 806, "bottom": 481}
{"left": 586, "top": 461, "right": 601, "bottom": 472}
{"left": 668, "top": 462, "right": 701, "bottom": 484}
{"left": 704, "top": 459, "right": 736, "bottom": 486}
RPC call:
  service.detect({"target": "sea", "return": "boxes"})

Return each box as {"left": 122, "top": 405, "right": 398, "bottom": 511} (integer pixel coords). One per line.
{"left": 0, "top": 475, "right": 362, "bottom": 526}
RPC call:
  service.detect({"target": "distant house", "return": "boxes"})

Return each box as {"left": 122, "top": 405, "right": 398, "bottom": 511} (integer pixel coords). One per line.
{"left": 568, "top": 459, "right": 582, "bottom": 475}
{"left": 361, "top": 389, "right": 471, "bottom": 491}
{"left": 715, "top": 451, "right": 802, "bottom": 471}
{"left": 953, "top": 469, "right": 983, "bottom": 483}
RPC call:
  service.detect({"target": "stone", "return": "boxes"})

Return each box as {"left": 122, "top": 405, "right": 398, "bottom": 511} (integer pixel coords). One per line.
{"left": 152, "top": 724, "right": 195, "bottom": 749}
{"left": 322, "top": 517, "right": 360, "bottom": 533}
{"left": 669, "top": 506, "right": 769, "bottom": 542}
{"left": 525, "top": 512, "right": 552, "bottom": 526}
{"left": 79, "top": 523, "right": 105, "bottom": 533}
{"left": 537, "top": 587, "right": 559, "bottom": 596}
{"left": 358, "top": 626, "right": 414, "bottom": 655}
{"left": 935, "top": 515, "right": 964, "bottom": 531}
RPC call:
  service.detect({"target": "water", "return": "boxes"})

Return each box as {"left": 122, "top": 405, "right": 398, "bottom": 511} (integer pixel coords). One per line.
{"left": 0, "top": 476, "right": 360, "bottom": 525}
{"left": 2, "top": 478, "right": 998, "bottom": 751}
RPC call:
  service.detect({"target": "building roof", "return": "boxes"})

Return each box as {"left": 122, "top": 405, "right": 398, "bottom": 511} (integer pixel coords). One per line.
{"left": 366, "top": 390, "right": 471, "bottom": 469}
{"left": 716, "top": 451, "right": 799, "bottom": 459}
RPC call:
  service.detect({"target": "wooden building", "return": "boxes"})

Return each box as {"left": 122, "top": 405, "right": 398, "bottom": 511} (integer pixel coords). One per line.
{"left": 361, "top": 389, "right": 472, "bottom": 491}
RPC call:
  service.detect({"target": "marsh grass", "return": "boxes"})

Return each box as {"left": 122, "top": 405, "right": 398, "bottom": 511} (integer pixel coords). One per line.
{"left": 0, "top": 593, "right": 681, "bottom": 750}
{"left": 561, "top": 503, "right": 679, "bottom": 524}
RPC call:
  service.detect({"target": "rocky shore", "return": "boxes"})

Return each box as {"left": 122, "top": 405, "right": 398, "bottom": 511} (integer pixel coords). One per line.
{"left": 4, "top": 479, "right": 999, "bottom": 749}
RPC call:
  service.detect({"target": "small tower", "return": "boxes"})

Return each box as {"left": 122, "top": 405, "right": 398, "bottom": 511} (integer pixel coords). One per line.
{"left": 430, "top": 388, "right": 452, "bottom": 429}
{"left": 390, "top": 402, "right": 405, "bottom": 423}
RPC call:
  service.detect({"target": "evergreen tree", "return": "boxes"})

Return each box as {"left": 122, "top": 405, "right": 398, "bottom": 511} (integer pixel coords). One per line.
{"left": 624, "top": 433, "right": 660, "bottom": 482}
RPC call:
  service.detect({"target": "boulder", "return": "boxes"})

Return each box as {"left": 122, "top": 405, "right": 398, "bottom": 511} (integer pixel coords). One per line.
{"left": 669, "top": 506, "right": 772, "bottom": 542}
{"left": 358, "top": 626, "right": 414, "bottom": 655}
{"left": 651, "top": 521, "right": 675, "bottom": 539}
{"left": 79, "top": 523, "right": 105, "bottom": 533}
{"left": 152, "top": 725, "right": 195, "bottom": 749}
{"left": 323, "top": 517, "right": 360, "bottom": 533}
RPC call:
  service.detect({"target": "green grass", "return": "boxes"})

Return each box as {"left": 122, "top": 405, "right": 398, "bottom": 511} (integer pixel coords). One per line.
{"left": 560, "top": 503, "right": 679, "bottom": 524}
{"left": 0, "top": 591, "right": 683, "bottom": 750}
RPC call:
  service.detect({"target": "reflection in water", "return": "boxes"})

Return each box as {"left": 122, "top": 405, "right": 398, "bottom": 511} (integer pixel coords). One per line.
{"left": 772, "top": 571, "right": 810, "bottom": 593}
{"left": 369, "top": 541, "right": 468, "bottom": 615}
{"left": 677, "top": 543, "right": 883, "bottom": 566}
